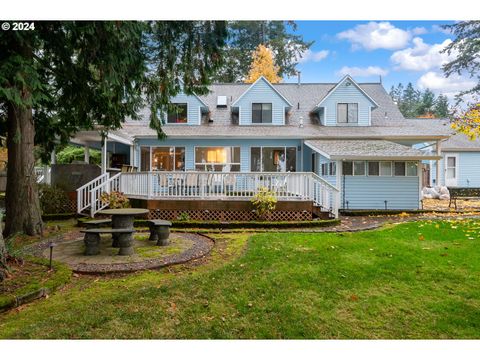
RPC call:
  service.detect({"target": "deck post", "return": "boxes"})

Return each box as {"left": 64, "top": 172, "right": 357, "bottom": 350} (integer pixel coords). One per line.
{"left": 101, "top": 136, "right": 108, "bottom": 175}
{"left": 436, "top": 140, "right": 442, "bottom": 186}
{"left": 84, "top": 145, "right": 90, "bottom": 164}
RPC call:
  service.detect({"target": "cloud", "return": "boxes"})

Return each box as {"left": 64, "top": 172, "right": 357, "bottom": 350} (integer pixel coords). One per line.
{"left": 390, "top": 37, "right": 456, "bottom": 71}
{"left": 337, "top": 22, "right": 412, "bottom": 51}
{"left": 298, "top": 49, "right": 329, "bottom": 63}
{"left": 431, "top": 24, "right": 453, "bottom": 35}
{"left": 417, "top": 71, "right": 476, "bottom": 99}
{"left": 337, "top": 66, "right": 389, "bottom": 78}
{"left": 412, "top": 27, "right": 428, "bottom": 35}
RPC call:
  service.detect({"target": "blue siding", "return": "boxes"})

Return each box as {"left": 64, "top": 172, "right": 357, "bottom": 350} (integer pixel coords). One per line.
{"left": 135, "top": 138, "right": 302, "bottom": 172}
{"left": 167, "top": 92, "right": 205, "bottom": 125}
{"left": 320, "top": 79, "right": 375, "bottom": 127}
{"left": 343, "top": 176, "right": 420, "bottom": 209}
{"left": 431, "top": 152, "right": 480, "bottom": 187}
{"left": 235, "top": 78, "right": 290, "bottom": 125}
{"left": 317, "top": 153, "right": 336, "bottom": 186}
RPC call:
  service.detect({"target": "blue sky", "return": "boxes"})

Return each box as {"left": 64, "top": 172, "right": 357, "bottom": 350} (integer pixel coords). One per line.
{"left": 284, "top": 21, "right": 474, "bottom": 100}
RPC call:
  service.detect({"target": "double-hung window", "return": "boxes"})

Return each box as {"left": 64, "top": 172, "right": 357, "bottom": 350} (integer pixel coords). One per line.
{"left": 337, "top": 103, "right": 358, "bottom": 124}
{"left": 252, "top": 103, "right": 272, "bottom": 124}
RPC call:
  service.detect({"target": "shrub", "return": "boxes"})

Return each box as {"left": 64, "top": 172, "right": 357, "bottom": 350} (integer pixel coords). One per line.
{"left": 177, "top": 212, "right": 190, "bottom": 221}
{"left": 100, "top": 191, "right": 130, "bottom": 209}
{"left": 56, "top": 145, "right": 101, "bottom": 165}
{"left": 38, "top": 184, "right": 70, "bottom": 214}
{"left": 251, "top": 186, "right": 277, "bottom": 220}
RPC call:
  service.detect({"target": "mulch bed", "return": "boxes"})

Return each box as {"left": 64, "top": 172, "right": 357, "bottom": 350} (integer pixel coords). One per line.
{"left": 26, "top": 231, "right": 214, "bottom": 274}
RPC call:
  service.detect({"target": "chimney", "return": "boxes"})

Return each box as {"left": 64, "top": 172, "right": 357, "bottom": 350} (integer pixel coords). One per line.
{"left": 297, "top": 71, "right": 301, "bottom": 87}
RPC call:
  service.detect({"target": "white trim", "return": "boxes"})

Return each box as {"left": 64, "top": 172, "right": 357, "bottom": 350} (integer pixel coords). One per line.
{"left": 193, "top": 146, "right": 241, "bottom": 171}
{"left": 418, "top": 161, "right": 423, "bottom": 206}
{"left": 248, "top": 145, "right": 297, "bottom": 172}
{"left": 165, "top": 102, "right": 189, "bottom": 125}
{"left": 444, "top": 152, "right": 459, "bottom": 187}
{"left": 335, "top": 101, "right": 359, "bottom": 125}
{"left": 231, "top": 76, "right": 293, "bottom": 107}
{"left": 303, "top": 141, "right": 331, "bottom": 160}
{"left": 250, "top": 101, "right": 273, "bottom": 125}
{"left": 316, "top": 75, "right": 379, "bottom": 108}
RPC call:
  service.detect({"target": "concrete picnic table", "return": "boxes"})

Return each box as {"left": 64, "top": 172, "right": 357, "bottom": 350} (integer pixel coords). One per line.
{"left": 98, "top": 208, "right": 149, "bottom": 247}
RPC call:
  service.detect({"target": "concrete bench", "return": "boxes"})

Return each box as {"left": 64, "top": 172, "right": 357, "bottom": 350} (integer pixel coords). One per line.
{"left": 81, "top": 228, "right": 136, "bottom": 256}
{"left": 147, "top": 220, "right": 172, "bottom": 246}
{"left": 84, "top": 219, "right": 112, "bottom": 229}
{"left": 448, "top": 187, "right": 480, "bottom": 210}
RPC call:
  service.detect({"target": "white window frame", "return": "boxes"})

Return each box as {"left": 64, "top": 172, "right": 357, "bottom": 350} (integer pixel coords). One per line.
{"left": 194, "top": 146, "right": 241, "bottom": 172}
{"left": 250, "top": 146, "right": 297, "bottom": 172}
{"left": 342, "top": 160, "right": 366, "bottom": 176}
{"left": 251, "top": 102, "right": 273, "bottom": 124}
{"left": 336, "top": 102, "right": 359, "bottom": 124}
{"left": 140, "top": 146, "right": 186, "bottom": 171}
{"left": 166, "top": 102, "right": 189, "bottom": 125}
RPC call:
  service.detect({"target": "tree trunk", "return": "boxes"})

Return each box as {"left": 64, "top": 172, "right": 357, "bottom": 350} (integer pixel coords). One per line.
{"left": 0, "top": 217, "right": 7, "bottom": 281}
{"left": 4, "top": 101, "right": 44, "bottom": 237}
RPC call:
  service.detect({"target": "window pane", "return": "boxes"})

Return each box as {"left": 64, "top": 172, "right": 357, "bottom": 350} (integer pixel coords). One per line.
{"left": 321, "top": 163, "right": 327, "bottom": 176}
{"left": 348, "top": 103, "right": 358, "bottom": 123}
{"left": 252, "top": 103, "right": 262, "bottom": 123}
{"left": 406, "top": 162, "right": 417, "bottom": 176}
{"left": 286, "top": 147, "right": 296, "bottom": 172}
{"left": 380, "top": 162, "right": 392, "bottom": 176}
{"left": 368, "top": 161, "right": 379, "bottom": 176}
{"left": 394, "top": 162, "right": 406, "bottom": 176}
{"left": 329, "top": 162, "right": 336, "bottom": 176}
{"left": 447, "top": 157, "right": 456, "bottom": 167}
{"left": 140, "top": 147, "right": 150, "bottom": 171}
{"left": 195, "top": 147, "right": 240, "bottom": 172}
{"left": 262, "top": 103, "right": 272, "bottom": 123}
{"left": 174, "top": 147, "right": 185, "bottom": 171}
{"left": 152, "top": 147, "right": 173, "bottom": 171}
{"left": 251, "top": 147, "right": 261, "bottom": 171}
{"left": 262, "top": 147, "right": 285, "bottom": 172}
{"left": 343, "top": 161, "right": 353, "bottom": 175}
{"left": 354, "top": 161, "right": 365, "bottom": 176}
{"left": 167, "top": 103, "right": 187, "bottom": 123}
{"left": 337, "top": 103, "right": 347, "bottom": 123}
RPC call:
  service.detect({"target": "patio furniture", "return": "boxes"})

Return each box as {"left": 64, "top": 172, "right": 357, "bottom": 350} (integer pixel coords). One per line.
{"left": 147, "top": 220, "right": 172, "bottom": 246}
{"left": 185, "top": 172, "right": 199, "bottom": 195}
{"left": 448, "top": 187, "right": 480, "bottom": 210}
{"left": 97, "top": 208, "right": 149, "bottom": 247}
{"left": 81, "top": 228, "right": 136, "bottom": 256}
{"left": 84, "top": 219, "right": 111, "bottom": 229}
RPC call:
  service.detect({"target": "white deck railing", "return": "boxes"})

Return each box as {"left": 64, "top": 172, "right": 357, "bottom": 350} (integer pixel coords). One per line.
{"left": 119, "top": 171, "right": 340, "bottom": 217}
{"left": 77, "top": 171, "right": 339, "bottom": 218}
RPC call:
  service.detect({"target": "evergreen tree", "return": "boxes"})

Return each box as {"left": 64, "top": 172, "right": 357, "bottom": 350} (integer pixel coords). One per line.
{"left": 434, "top": 94, "right": 450, "bottom": 118}
{"left": 0, "top": 21, "right": 227, "bottom": 279}
{"left": 442, "top": 21, "right": 480, "bottom": 101}
{"left": 418, "top": 89, "right": 436, "bottom": 116}
{"left": 245, "top": 44, "right": 281, "bottom": 83}
{"left": 400, "top": 83, "right": 421, "bottom": 118}
{"left": 215, "top": 21, "right": 312, "bottom": 82}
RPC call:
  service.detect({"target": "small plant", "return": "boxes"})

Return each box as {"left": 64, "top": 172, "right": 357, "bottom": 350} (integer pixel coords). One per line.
{"left": 251, "top": 186, "right": 277, "bottom": 220}
{"left": 177, "top": 212, "right": 190, "bottom": 221}
{"left": 38, "top": 184, "right": 70, "bottom": 214}
{"left": 100, "top": 191, "right": 130, "bottom": 209}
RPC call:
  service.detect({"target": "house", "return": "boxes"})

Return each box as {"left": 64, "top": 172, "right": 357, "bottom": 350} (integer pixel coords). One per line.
{"left": 430, "top": 131, "right": 480, "bottom": 188}
{"left": 69, "top": 75, "right": 452, "bottom": 219}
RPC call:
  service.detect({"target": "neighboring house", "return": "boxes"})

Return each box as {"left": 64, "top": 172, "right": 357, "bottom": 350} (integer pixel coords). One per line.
{"left": 430, "top": 132, "right": 480, "bottom": 188}
{"left": 70, "top": 75, "right": 451, "bottom": 219}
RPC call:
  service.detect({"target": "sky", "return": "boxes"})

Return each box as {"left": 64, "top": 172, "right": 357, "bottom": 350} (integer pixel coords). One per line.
{"left": 284, "top": 21, "right": 475, "bottom": 101}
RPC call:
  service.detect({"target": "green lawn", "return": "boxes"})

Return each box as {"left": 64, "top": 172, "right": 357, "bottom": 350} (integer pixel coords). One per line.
{"left": 1, "top": 220, "right": 480, "bottom": 339}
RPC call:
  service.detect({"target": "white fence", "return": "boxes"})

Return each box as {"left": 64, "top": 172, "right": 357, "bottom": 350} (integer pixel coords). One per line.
{"left": 77, "top": 171, "right": 339, "bottom": 218}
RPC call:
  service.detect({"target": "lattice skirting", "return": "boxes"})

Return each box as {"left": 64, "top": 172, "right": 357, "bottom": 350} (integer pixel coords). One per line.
{"left": 43, "top": 198, "right": 77, "bottom": 214}
{"left": 147, "top": 209, "right": 312, "bottom": 222}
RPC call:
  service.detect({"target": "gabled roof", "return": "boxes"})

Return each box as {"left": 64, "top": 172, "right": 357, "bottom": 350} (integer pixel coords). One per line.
{"left": 176, "top": 80, "right": 210, "bottom": 108}
{"left": 231, "top": 76, "right": 293, "bottom": 107}
{"left": 441, "top": 131, "right": 480, "bottom": 151}
{"left": 316, "top": 75, "right": 379, "bottom": 108}
{"left": 304, "top": 139, "right": 441, "bottom": 160}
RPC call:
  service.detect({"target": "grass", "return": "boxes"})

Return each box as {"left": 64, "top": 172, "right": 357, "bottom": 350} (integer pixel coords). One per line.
{"left": 1, "top": 220, "right": 480, "bottom": 338}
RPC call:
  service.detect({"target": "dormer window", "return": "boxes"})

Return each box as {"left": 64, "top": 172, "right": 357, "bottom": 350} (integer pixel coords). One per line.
{"left": 252, "top": 103, "right": 272, "bottom": 124}
{"left": 167, "top": 103, "right": 188, "bottom": 124}
{"left": 337, "top": 103, "right": 358, "bottom": 124}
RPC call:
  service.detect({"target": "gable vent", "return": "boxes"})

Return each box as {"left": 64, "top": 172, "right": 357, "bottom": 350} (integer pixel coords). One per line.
{"left": 217, "top": 96, "right": 228, "bottom": 108}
